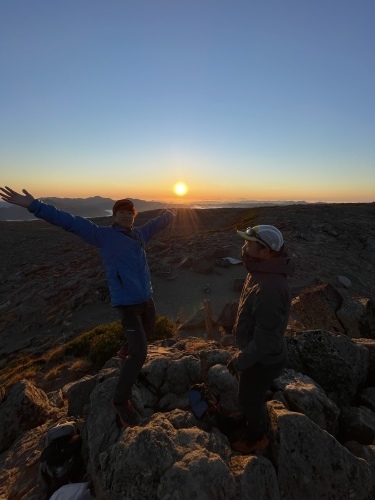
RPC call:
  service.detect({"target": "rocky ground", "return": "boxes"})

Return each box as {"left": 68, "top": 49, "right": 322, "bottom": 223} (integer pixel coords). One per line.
{"left": 0, "top": 203, "right": 374, "bottom": 363}
{"left": 1, "top": 202, "right": 375, "bottom": 500}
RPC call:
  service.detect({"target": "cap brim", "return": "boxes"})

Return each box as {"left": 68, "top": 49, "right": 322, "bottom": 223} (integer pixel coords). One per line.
{"left": 236, "top": 230, "right": 258, "bottom": 242}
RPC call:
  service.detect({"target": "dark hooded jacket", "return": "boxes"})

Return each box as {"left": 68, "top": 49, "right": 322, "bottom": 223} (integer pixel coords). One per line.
{"left": 233, "top": 251, "right": 295, "bottom": 371}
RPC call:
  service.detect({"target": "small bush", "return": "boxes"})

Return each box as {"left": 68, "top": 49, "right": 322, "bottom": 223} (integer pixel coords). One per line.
{"left": 89, "top": 332, "right": 123, "bottom": 367}
{"left": 65, "top": 321, "right": 122, "bottom": 357}
{"left": 152, "top": 315, "right": 176, "bottom": 341}
{"left": 0, "top": 315, "right": 177, "bottom": 390}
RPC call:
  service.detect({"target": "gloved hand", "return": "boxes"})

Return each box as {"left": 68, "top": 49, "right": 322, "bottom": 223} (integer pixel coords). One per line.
{"left": 227, "top": 353, "right": 240, "bottom": 377}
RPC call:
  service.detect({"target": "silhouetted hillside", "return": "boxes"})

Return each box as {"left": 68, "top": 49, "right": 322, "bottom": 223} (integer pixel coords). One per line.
{"left": 0, "top": 196, "right": 166, "bottom": 220}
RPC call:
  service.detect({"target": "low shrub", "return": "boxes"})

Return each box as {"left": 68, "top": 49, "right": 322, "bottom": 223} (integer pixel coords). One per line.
{"left": 89, "top": 331, "right": 123, "bottom": 367}
{"left": 65, "top": 322, "right": 122, "bottom": 358}
{"left": 152, "top": 315, "right": 176, "bottom": 341}
{"left": 0, "top": 315, "right": 177, "bottom": 390}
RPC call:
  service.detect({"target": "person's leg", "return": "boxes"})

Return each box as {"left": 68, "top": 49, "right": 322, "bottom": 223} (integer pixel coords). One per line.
{"left": 116, "top": 305, "right": 130, "bottom": 358}
{"left": 238, "top": 361, "right": 285, "bottom": 442}
{"left": 113, "top": 303, "right": 148, "bottom": 403}
{"left": 117, "top": 298, "right": 154, "bottom": 359}
{"left": 141, "top": 298, "right": 156, "bottom": 340}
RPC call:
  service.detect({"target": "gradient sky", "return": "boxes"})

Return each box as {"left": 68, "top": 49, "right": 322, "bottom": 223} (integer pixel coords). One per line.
{"left": 1, "top": 0, "right": 374, "bottom": 203}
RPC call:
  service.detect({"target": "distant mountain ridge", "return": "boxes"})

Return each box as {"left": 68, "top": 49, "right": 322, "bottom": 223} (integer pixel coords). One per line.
{"left": 0, "top": 195, "right": 313, "bottom": 221}
{"left": 0, "top": 196, "right": 166, "bottom": 221}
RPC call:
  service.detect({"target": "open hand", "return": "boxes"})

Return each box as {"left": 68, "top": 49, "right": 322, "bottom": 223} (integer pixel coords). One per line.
{"left": 0, "top": 187, "right": 35, "bottom": 208}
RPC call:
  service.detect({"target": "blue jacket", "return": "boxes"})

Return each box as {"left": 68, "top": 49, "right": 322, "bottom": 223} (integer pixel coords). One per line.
{"left": 28, "top": 200, "right": 174, "bottom": 306}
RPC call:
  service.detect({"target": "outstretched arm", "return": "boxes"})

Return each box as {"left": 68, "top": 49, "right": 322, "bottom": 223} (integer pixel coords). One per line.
{"left": 0, "top": 186, "right": 35, "bottom": 208}
{"left": 1, "top": 186, "right": 105, "bottom": 247}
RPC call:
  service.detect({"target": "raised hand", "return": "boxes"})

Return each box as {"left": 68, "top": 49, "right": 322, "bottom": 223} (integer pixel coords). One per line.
{"left": 0, "top": 186, "right": 35, "bottom": 208}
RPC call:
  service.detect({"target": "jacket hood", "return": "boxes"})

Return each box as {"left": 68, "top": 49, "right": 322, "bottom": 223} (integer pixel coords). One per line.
{"left": 243, "top": 251, "right": 295, "bottom": 277}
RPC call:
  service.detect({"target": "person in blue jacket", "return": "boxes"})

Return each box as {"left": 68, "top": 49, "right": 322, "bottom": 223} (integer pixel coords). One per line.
{"left": 0, "top": 185, "right": 175, "bottom": 428}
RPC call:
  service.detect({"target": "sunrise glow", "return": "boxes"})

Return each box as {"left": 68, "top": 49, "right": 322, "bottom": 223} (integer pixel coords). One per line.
{"left": 173, "top": 182, "right": 188, "bottom": 197}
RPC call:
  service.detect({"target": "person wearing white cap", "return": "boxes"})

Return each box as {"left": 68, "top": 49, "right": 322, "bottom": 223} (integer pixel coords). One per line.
{"left": 227, "top": 224, "right": 295, "bottom": 454}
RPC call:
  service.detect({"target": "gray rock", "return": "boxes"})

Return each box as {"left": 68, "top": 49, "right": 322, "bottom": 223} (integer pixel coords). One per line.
{"left": 336, "top": 275, "right": 352, "bottom": 288}
{"left": 4, "top": 328, "right": 375, "bottom": 499}
{"left": 97, "top": 410, "right": 235, "bottom": 500}
{"left": 163, "top": 355, "right": 201, "bottom": 394}
{"left": 84, "top": 376, "right": 124, "bottom": 475}
{"left": 344, "top": 441, "right": 375, "bottom": 471}
{"left": 231, "top": 455, "right": 281, "bottom": 500}
{"left": 358, "top": 387, "right": 375, "bottom": 413}
{"left": 273, "top": 368, "right": 340, "bottom": 435}
{"left": 207, "top": 364, "right": 239, "bottom": 413}
{"left": 337, "top": 296, "right": 375, "bottom": 339}
{"left": 286, "top": 329, "right": 368, "bottom": 404}
{"left": 63, "top": 374, "right": 98, "bottom": 417}
{"left": 0, "top": 422, "right": 51, "bottom": 500}
{"left": 290, "top": 283, "right": 344, "bottom": 334}
{"left": 268, "top": 400, "right": 375, "bottom": 500}
{"left": 0, "top": 379, "right": 57, "bottom": 453}
{"left": 339, "top": 406, "right": 375, "bottom": 444}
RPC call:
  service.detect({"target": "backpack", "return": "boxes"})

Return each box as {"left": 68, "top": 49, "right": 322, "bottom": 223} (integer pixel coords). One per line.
{"left": 39, "top": 421, "right": 84, "bottom": 496}
{"left": 188, "top": 383, "right": 222, "bottom": 430}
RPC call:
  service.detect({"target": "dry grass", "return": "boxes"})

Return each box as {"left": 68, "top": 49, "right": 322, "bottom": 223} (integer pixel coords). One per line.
{"left": 0, "top": 314, "right": 176, "bottom": 393}
{"left": 70, "top": 358, "right": 93, "bottom": 372}
{"left": 184, "top": 339, "right": 209, "bottom": 351}
{"left": 43, "top": 362, "right": 71, "bottom": 382}
{"left": 44, "top": 345, "right": 66, "bottom": 363}
{"left": 0, "top": 355, "right": 46, "bottom": 389}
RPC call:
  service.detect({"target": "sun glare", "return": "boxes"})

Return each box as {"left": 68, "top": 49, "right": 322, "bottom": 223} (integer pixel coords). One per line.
{"left": 173, "top": 182, "right": 188, "bottom": 196}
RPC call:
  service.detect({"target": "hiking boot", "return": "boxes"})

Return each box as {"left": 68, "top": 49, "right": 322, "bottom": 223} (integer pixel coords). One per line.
{"left": 231, "top": 435, "right": 269, "bottom": 455}
{"left": 116, "top": 346, "right": 130, "bottom": 360}
{"left": 112, "top": 400, "right": 142, "bottom": 428}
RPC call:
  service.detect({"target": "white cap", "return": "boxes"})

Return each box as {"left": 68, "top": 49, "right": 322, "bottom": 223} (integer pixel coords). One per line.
{"left": 236, "top": 225, "right": 284, "bottom": 251}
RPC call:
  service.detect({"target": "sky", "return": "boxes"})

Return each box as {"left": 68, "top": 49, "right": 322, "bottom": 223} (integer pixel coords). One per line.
{"left": 1, "top": 0, "right": 374, "bottom": 204}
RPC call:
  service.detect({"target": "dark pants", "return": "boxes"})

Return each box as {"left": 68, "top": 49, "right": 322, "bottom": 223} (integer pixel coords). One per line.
{"left": 113, "top": 298, "right": 156, "bottom": 402}
{"left": 238, "top": 359, "right": 285, "bottom": 442}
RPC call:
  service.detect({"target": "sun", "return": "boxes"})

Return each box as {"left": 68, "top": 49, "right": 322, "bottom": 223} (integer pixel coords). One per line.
{"left": 173, "top": 182, "right": 188, "bottom": 196}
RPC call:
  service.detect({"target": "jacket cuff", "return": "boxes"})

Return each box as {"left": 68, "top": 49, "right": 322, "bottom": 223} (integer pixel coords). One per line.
{"left": 27, "top": 199, "right": 41, "bottom": 213}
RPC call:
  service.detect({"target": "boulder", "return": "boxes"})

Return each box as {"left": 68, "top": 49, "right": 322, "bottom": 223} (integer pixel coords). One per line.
{"left": 290, "top": 283, "right": 344, "bottom": 333}
{"left": 0, "top": 380, "right": 57, "bottom": 453}
{"left": 268, "top": 400, "right": 375, "bottom": 500}
{"left": 358, "top": 387, "right": 375, "bottom": 413}
{"left": 230, "top": 455, "right": 281, "bottom": 500}
{"left": 286, "top": 330, "right": 368, "bottom": 404}
{"left": 0, "top": 422, "right": 51, "bottom": 499}
{"left": 339, "top": 406, "right": 375, "bottom": 444}
{"left": 337, "top": 297, "right": 375, "bottom": 339}
{"left": 273, "top": 368, "right": 340, "bottom": 435}
{"left": 63, "top": 374, "right": 98, "bottom": 417}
